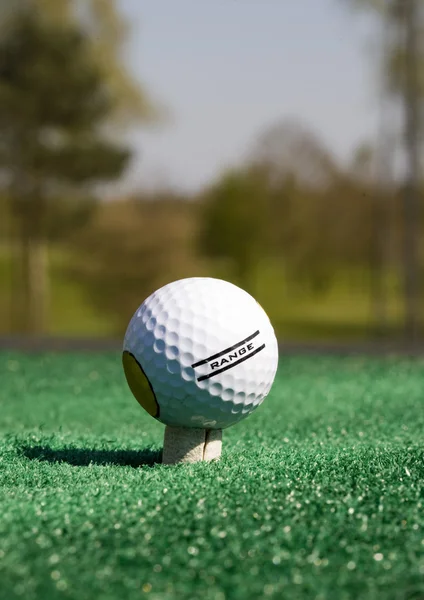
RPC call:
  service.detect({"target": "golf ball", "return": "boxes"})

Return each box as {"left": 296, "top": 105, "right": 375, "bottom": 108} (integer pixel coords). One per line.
{"left": 122, "top": 277, "right": 278, "bottom": 430}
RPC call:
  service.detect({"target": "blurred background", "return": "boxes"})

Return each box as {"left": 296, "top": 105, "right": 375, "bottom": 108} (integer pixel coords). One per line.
{"left": 0, "top": 0, "right": 423, "bottom": 343}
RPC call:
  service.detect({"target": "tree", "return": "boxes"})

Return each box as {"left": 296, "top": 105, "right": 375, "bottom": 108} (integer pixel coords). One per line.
{"left": 251, "top": 119, "right": 339, "bottom": 189}
{"left": 248, "top": 118, "right": 391, "bottom": 302}
{"left": 0, "top": 0, "right": 158, "bottom": 125}
{"left": 66, "top": 195, "right": 201, "bottom": 334}
{"left": 0, "top": 10, "right": 130, "bottom": 333}
{"left": 402, "top": 0, "right": 422, "bottom": 341}
{"left": 343, "top": 0, "right": 423, "bottom": 339}
{"left": 199, "top": 166, "right": 270, "bottom": 294}
{"left": 350, "top": 142, "right": 395, "bottom": 335}
{"left": 248, "top": 119, "right": 350, "bottom": 293}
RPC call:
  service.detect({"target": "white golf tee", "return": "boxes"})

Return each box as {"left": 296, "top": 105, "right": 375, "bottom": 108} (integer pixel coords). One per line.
{"left": 162, "top": 426, "right": 222, "bottom": 464}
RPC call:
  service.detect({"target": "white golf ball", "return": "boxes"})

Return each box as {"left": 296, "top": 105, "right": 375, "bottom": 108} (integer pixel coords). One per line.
{"left": 122, "top": 277, "right": 278, "bottom": 430}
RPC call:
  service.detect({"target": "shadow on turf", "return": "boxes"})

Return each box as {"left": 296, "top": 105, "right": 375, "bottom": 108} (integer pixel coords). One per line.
{"left": 21, "top": 445, "right": 162, "bottom": 468}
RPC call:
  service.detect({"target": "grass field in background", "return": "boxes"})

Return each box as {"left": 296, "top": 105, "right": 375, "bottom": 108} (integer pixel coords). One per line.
{"left": 0, "top": 249, "right": 120, "bottom": 337}
{"left": 1, "top": 352, "right": 423, "bottom": 600}
{"left": 0, "top": 249, "right": 408, "bottom": 340}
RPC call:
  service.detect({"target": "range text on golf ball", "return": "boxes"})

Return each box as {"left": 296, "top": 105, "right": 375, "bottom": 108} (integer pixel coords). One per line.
{"left": 191, "top": 329, "right": 265, "bottom": 381}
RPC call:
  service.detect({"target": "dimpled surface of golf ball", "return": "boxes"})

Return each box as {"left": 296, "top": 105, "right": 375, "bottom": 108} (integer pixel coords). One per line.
{"left": 122, "top": 277, "right": 279, "bottom": 430}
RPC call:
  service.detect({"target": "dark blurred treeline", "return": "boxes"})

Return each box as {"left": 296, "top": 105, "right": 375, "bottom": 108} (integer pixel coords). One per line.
{"left": 0, "top": 0, "right": 423, "bottom": 340}
{"left": 63, "top": 125, "right": 409, "bottom": 334}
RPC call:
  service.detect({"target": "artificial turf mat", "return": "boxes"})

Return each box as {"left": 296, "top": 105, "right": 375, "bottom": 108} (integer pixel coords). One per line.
{"left": 0, "top": 352, "right": 423, "bottom": 600}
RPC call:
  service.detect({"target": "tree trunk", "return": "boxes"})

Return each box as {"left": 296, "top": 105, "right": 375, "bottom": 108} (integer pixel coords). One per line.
{"left": 370, "top": 191, "right": 388, "bottom": 337}
{"left": 25, "top": 235, "right": 49, "bottom": 335}
{"left": 402, "top": 0, "right": 421, "bottom": 341}
{"left": 18, "top": 223, "right": 49, "bottom": 335}
{"left": 371, "top": 9, "right": 396, "bottom": 339}
{"left": 10, "top": 234, "right": 25, "bottom": 333}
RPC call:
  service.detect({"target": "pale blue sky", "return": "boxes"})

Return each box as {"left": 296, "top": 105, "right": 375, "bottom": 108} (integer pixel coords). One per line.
{"left": 118, "top": 0, "right": 379, "bottom": 193}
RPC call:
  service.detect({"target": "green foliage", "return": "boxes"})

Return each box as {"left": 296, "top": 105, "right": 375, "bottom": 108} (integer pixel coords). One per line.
{"left": 0, "top": 7, "right": 133, "bottom": 332}
{"left": 81, "top": 0, "right": 160, "bottom": 124}
{"left": 0, "top": 10, "right": 130, "bottom": 209}
{"left": 0, "top": 110, "right": 409, "bottom": 339}
{"left": 65, "top": 196, "right": 204, "bottom": 334}
{"left": 200, "top": 167, "right": 270, "bottom": 293}
{"left": 0, "top": 0, "right": 158, "bottom": 125}
{"left": 199, "top": 119, "right": 391, "bottom": 297}
{"left": 284, "top": 179, "right": 376, "bottom": 288}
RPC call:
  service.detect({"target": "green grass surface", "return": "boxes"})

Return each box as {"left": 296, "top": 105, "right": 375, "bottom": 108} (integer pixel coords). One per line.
{"left": 0, "top": 249, "right": 116, "bottom": 337}
{"left": 0, "top": 248, "right": 413, "bottom": 340}
{"left": 0, "top": 353, "right": 423, "bottom": 600}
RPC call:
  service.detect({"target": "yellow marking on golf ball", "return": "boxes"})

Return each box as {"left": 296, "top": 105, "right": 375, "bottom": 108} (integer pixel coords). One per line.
{"left": 122, "top": 351, "right": 159, "bottom": 418}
